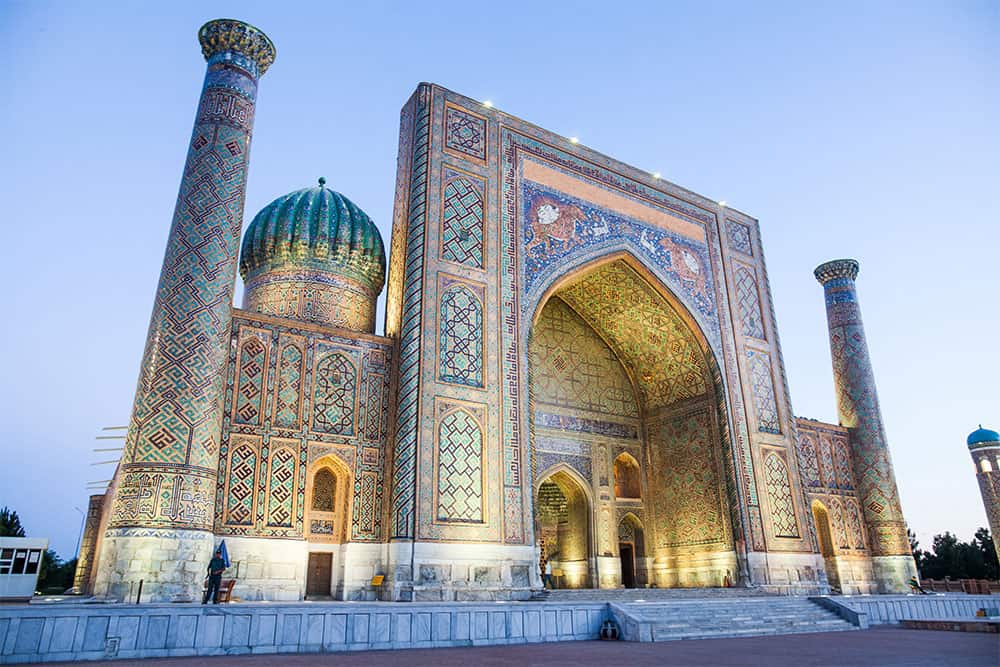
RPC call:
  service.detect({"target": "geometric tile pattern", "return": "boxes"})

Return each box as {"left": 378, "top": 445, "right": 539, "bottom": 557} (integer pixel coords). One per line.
{"left": 830, "top": 498, "right": 850, "bottom": 549}
{"left": 311, "top": 468, "right": 336, "bottom": 512}
{"left": 444, "top": 105, "right": 486, "bottom": 160}
{"left": 847, "top": 499, "right": 866, "bottom": 549}
{"left": 274, "top": 343, "right": 303, "bottom": 429}
{"left": 818, "top": 438, "right": 836, "bottom": 488}
{"left": 646, "top": 408, "right": 727, "bottom": 549}
{"left": 530, "top": 297, "right": 639, "bottom": 417}
{"left": 818, "top": 261, "right": 911, "bottom": 557}
{"left": 798, "top": 434, "right": 820, "bottom": 487}
{"left": 266, "top": 448, "right": 296, "bottom": 527}
{"left": 746, "top": 350, "right": 781, "bottom": 433}
{"left": 389, "top": 90, "right": 430, "bottom": 539}
{"left": 834, "top": 440, "right": 854, "bottom": 490}
{"left": 438, "top": 285, "right": 484, "bottom": 387}
{"left": 763, "top": 452, "right": 799, "bottom": 538}
{"left": 234, "top": 337, "right": 267, "bottom": 425}
{"left": 726, "top": 219, "right": 753, "bottom": 255}
{"left": 441, "top": 170, "right": 484, "bottom": 268}
{"left": 226, "top": 444, "right": 257, "bottom": 526}
{"left": 734, "top": 266, "right": 766, "bottom": 339}
{"left": 558, "top": 261, "right": 710, "bottom": 409}
{"left": 312, "top": 353, "right": 357, "bottom": 436}
{"left": 109, "top": 36, "right": 267, "bottom": 531}
{"left": 436, "top": 409, "right": 484, "bottom": 522}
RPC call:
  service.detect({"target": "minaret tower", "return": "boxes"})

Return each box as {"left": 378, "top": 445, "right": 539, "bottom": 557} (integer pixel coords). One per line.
{"left": 967, "top": 426, "right": 1000, "bottom": 560}
{"left": 94, "top": 20, "right": 275, "bottom": 601}
{"left": 814, "top": 259, "right": 917, "bottom": 593}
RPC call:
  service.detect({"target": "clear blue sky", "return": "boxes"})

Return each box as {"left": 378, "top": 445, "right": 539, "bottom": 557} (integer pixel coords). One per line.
{"left": 1, "top": 1, "right": 996, "bottom": 558}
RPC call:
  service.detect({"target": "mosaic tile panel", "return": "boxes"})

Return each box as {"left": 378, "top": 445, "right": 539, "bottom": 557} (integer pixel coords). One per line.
{"left": 848, "top": 499, "right": 866, "bottom": 550}
{"left": 440, "top": 168, "right": 485, "bottom": 268}
{"left": 274, "top": 342, "right": 303, "bottom": 429}
{"left": 834, "top": 440, "right": 854, "bottom": 490}
{"left": 530, "top": 297, "right": 639, "bottom": 418}
{"left": 818, "top": 437, "right": 836, "bottom": 488}
{"left": 389, "top": 89, "right": 430, "bottom": 539}
{"left": 225, "top": 444, "right": 257, "bottom": 526}
{"left": 798, "top": 435, "right": 820, "bottom": 487}
{"left": 747, "top": 349, "right": 781, "bottom": 434}
{"left": 726, "top": 219, "right": 753, "bottom": 255}
{"left": 436, "top": 409, "right": 484, "bottom": 523}
{"left": 312, "top": 352, "right": 357, "bottom": 436}
{"left": 557, "top": 261, "right": 710, "bottom": 409}
{"left": 438, "top": 282, "right": 484, "bottom": 387}
{"left": 266, "top": 448, "right": 296, "bottom": 527}
{"left": 830, "top": 498, "right": 850, "bottom": 549}
{"left": 763, "top": 452, "right": 799, "bottom": 538}
{"left": 234, "top": 336, "right": 267, "bottom": 425}
{"left": 444, "top": 105, "right": 486, "bottom": 160}
{"left": 734, "top": 266, "right": 766, "bottom": 340}
{"left": 647, "top": 407, "right": 728, "bottom": 549}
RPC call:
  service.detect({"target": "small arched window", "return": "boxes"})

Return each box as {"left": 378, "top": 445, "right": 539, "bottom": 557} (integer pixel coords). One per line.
{"left": 311, "top": 468, "right": 337, "bottom": 512}
{"left": 613, "top": 453, "right": 642, "bottom": 499}
{"left": 981, "top": 458, "right": 994, "bottom": 474}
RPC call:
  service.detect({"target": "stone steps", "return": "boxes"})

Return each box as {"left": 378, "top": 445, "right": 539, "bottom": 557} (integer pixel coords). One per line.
{"left": 544, "top": 587, "right": 775, "bottom": 602}
{"left": 611, "top": 596, "right": 858, "bottom": 641}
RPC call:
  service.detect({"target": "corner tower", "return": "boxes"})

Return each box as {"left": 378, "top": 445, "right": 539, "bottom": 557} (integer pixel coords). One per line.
{"left": 240, "top": 178, "right": 386, "bottom": 332}
{"left": 968, "top": 426, "right": 1000, "bottom": 560}
{"left": 95, "top": 19, "right": 275, "bottom": 601}
{"left": 814, "top": 258, "right": 916, "bottom": 592}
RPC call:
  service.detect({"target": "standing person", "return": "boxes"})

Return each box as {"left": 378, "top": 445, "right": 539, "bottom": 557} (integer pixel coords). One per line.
{"left": 203, "top": 549, "right": 226, "bottom": 604}
{"left": 544, "top": 558, "right": 554, "bottom": 589}
{"left": 908, "top": 576, "right": 928, "bottom": 595}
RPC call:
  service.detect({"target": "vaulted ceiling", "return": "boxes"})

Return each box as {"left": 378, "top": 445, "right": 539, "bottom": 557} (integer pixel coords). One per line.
{"left": 555, "top": 260, "right": 710, "bottom": 410}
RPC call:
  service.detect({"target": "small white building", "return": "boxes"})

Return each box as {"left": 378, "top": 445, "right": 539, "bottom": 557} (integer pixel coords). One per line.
{"left": 0, "top": 537, "right": 49, "bottom": 601}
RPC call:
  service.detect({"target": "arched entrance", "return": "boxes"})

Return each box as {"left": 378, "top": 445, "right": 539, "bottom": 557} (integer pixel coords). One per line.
{"left": 528, "top": 253, "right": 737, "bottom": 589}
{"left": 618, "top": 514, "right": 646, "bottom": 588}
{"left": 304, "top": 454, "right": 352, "bottom": 599}
{"left": 811, "top": 499, "right": 840, "bottom": 591}
{"left": 536, "top": 467, "right": 592, "bottom": 589}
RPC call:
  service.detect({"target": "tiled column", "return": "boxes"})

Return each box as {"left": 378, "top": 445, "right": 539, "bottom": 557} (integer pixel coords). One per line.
{"left": 968, "top": 431, "right": 1000, "bottom": 561}
{"left": 814, "top": 259, "right": 916, "bottom": 593}
{"left": 94, "top": 20, "right": 275, "bottom": 602}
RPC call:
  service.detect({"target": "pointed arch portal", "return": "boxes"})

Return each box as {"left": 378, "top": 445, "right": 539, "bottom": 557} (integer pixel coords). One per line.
{"left": 529, "top": 254, "right": 738, "bottom": 589}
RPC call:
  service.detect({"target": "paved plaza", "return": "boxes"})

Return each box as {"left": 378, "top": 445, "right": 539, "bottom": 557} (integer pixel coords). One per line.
{"left": 39, "top": 628, "right": 999, "bottom": 667}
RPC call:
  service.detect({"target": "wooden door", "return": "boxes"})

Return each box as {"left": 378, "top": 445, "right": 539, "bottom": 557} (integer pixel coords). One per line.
{"left": 306, "top": 552, "right": 332, "bottom": 597}
{"left": 619, "top": 543, "right": 635, "bottom": 588}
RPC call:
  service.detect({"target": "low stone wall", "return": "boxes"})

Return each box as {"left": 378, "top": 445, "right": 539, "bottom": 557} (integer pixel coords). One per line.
{"left": 0, "top": 600, "right": 607, "bottom": 664}
{"left": 833, "top": 594, "right": 998, "bottom": 625}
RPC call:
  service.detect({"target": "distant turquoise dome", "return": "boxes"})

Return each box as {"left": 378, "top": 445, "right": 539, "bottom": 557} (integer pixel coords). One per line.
{"left": 968, "top": 426, "right": 1000, "bottom": 448}
{"left": 240, "top": 178, "right": 385, "bottom": 292}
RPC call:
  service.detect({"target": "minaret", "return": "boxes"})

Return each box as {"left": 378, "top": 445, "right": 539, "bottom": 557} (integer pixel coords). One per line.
{"left": 967, "top": 426, "right": 1000, "bottom": 560}
{"left": 94, "top": 20, "right": 275, "bottom": 602}
{"left": 814, "top": 259, "right": 916, "bottom": 593}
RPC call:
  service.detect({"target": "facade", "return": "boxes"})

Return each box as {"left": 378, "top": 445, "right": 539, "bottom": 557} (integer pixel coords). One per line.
{"left": 79, "top": 19, "right": 917, "bottom": 602}
{"left": 968, "top": 427, "right": 1000, "bottom": 560}
{"left": 0, "top": 538, "right": 49, "bottom": 601}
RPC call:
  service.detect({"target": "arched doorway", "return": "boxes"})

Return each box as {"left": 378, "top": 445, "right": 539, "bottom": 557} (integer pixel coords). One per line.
{"left": 811, "top": 499, "right": 840, "bottom": 591}
{"left": 618, "top": 514, "right": 646, "bottom": 588}
{"left": 528, "top": 254, "right": 737, "bottom": 589}
{"left": 305, "top": 455, "right": 351, "bottom": 599}
{"left": 536, "top": 468, "right": 592, "bottom": 589}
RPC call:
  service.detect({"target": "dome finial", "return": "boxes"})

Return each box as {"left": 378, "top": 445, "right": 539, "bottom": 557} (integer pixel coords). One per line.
{"left": 318, "top": 176, "right": 326, "bottom": 188}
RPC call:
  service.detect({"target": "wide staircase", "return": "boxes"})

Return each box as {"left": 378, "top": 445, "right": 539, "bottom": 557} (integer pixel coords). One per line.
{"left": 540, "top": 589, "right": 858, "bottom": 641}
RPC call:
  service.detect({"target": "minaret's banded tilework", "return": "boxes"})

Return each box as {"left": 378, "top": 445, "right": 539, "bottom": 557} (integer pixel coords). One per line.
{"left": 967, "top": 428, "right": 1000, "bottom": 562}
{"left": 815, "top": 259, "right": 915, "bottom": 591}
{"left": 97, "top": 20, "right": 275, "bottom": 600}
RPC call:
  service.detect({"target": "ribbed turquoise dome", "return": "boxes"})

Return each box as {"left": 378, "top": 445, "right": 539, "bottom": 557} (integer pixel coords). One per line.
{"left": 968, "top": 426, "right": 1000, "bottom": 447}
{"left": 239, "top": 178, "right": 385, "bottom": 292}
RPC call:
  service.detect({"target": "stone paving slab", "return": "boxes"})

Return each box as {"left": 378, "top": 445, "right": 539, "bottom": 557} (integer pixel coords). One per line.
{"left": 35, "top": 628, "right": 1000, "bottom": 667}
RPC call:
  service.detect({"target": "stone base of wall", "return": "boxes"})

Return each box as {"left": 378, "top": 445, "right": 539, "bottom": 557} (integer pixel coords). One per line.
{"left": 650, "top": 549, "right": 738, "bottom": 588}
{"left": 827, "top": 554, "right": 877, "bottom": 594}
{"left": 747, "top": 551, "right": 830, "bottom": 595}
{"left": 91, "top": 528, "right": 215, "bottom": 603}
{"left": 387, "top": 542, "right": 539, "bottom": 602}
{"left": 0, "top": 601, "right": 607, "bottom": 664}
{"left": 871, "top": 555, "right": 919, "bottom": 594}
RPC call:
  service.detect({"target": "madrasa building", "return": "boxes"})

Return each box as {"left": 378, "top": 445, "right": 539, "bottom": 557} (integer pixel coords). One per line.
{"left": 73, "top": 19, "right": 917, "bottom": 603}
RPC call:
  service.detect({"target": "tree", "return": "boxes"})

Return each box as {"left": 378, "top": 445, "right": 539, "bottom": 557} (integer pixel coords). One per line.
{"left": 37, "top": 551, "right": 76, "bottom": 593}
{"left": 908, "top": 528, "right": 925, "bottom": 572}
{"left": 0, "top": 507, "right": 26, "bottom": 537}
{"left": 974, "top": 528, "right": 999, "bottom": 580}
